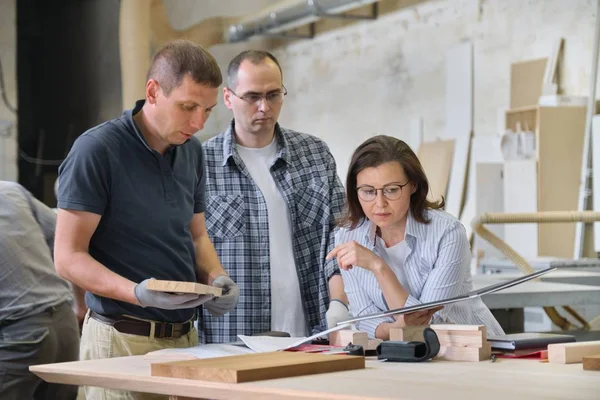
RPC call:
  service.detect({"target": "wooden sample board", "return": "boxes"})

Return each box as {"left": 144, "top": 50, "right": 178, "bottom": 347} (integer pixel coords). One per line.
{"left": 151, "top": 351, "right": 365, "bottom": 383}
{"left": 147, "top": 280, "right": 222, "bottom": 297}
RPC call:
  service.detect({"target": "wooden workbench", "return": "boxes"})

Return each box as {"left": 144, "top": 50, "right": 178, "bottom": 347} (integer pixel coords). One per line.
{"left": 30, "top": 354, "right": 599, "bottom": 399}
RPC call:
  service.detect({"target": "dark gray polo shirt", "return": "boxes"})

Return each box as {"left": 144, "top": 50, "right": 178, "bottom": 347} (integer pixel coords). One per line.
{"left": 58, "top": 100, "right": 206, "bottom": 323}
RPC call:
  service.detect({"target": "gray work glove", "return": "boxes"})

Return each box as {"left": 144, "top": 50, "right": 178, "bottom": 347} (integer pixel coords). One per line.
{"left": 203, "top": 275, "right": 239, "bottom": 316}
{"left": 134, "top": 278, "right": 214, "bottom": 310}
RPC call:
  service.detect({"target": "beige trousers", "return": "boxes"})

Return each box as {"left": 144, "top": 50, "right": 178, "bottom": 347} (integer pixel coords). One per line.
{"left": 80, "top": 312, "right": 198, "bottom": 400}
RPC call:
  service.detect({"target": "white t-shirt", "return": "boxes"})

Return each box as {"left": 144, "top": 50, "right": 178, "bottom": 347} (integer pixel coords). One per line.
{"left": 236, "top": 138, "right": 307, "bottom": 337}
{"left": 376, "top": 236, "right": 410, "bottom": 290}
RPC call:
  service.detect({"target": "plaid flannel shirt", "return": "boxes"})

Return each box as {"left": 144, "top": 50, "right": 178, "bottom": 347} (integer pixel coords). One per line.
{"left": 199, "top": 122, "right": 345, "bottom": 343}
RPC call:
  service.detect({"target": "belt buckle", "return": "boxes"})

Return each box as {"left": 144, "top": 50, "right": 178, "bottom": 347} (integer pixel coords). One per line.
{"left": 170, "top": 323, "right": 183, "bottom": 339}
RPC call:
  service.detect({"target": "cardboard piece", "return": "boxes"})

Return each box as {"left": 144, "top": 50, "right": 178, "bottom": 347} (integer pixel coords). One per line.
{"left": 417, "top": 139, "right": 455, "bottom": 203}
{"left": 510, "top": 58, "right": 548, "bottom": 109}
{"left": 151, "top": 351, "right": 365, "bottom": 383}
{"left": 146, "top": 280, "right": 222, "bottom": 297}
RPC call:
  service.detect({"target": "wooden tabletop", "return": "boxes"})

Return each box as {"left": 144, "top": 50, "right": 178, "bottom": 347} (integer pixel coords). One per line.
{"left": 30, "top": 354, "right": 600, "bottom": 399}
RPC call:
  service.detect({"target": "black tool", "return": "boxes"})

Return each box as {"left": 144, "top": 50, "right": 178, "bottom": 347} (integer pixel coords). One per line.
{"left": 376, "top": 327, "right": 440, "bottom": 362}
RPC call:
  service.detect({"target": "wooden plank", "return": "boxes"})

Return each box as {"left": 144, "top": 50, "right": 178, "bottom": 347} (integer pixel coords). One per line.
{"left": 472, "top": 162, "right": 504, "bottom": 257}
{"left": 389, "top": 325, "right": 429, "bottom": 342}
{"left": 443, "top": 41, "right": 473, "bottom": 219}
{"left": 445, "top": 41, "right": 473, "bottom": 139}
{"left": 417, "top": 139, "right": 455, "bottom": 203}
{"left": 146, "top": 280, "right": 222, "bottom": 297}
{"left": 461, "top": 136, "right": 504, "bottom": 241}
{"left": 548, "top": 341, "right": 600, "bottom": 364}
{"left": 537, "top": 106, "right": 587, "bottom": 257}
{"left": 582, "top": 355, "right": 600, "bottom": 371}
{"left": 435, "top": 343, "right": 492, "bottom": 362}
{"left": 510, "top": 58, "right": 548, "bottom": 109}
{"left": 151, "top": 352, "right": 365, "bottom": 383}
{"left": 445, "top": 134, "right": 472, "bottom": 218}
{"left": 503, "top": 160, "right": 538, "bottom": 259}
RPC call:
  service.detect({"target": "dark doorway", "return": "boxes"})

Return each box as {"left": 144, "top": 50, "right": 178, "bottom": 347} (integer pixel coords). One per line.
{"left": 17, "top": 0, "right": 122, "bottom": 205}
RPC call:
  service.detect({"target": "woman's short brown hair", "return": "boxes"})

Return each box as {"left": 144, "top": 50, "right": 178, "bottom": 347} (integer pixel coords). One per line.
{"left": 341, "top": 135, "right": 444, "bottom": 229}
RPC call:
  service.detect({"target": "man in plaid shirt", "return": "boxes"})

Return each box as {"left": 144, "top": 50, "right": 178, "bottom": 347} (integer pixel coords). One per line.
{"left": 200, "top": 50, "right": 349, "bottom": 343}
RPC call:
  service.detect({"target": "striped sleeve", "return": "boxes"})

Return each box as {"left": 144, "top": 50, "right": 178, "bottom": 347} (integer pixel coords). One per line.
{"left": 403, "top": 221, "right": 471, "bottom": 323}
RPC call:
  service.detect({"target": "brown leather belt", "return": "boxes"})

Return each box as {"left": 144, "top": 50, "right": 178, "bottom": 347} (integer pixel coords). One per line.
{"left": 89, "top": 311, "right": 192, "bottom": 339}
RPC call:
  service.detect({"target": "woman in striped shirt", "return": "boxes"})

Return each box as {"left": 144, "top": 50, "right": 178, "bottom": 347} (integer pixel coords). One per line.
{"left": 327, "top": 136, "right": 504, "bottom": 339}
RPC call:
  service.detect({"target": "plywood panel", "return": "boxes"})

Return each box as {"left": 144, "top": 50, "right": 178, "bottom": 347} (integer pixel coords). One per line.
{"left": 473, "top": 162, "right": 504, "bottom": 257}
{"left": 510, "top": 59, "right": 547, "bottom": 109}
{"left": 503, "top": 160, "right": 538, "bottom": 259}
{"left": 147, "top": 280, "right": 223, "bottom": 296}
{"left": 417, "top": 139, "right": 455, "bottom": 202}
{"left": 151, "top": 352, "right": 365, "bottom": 383}
{"left": 537, "top": 106, "right": 586, "bottom": 258}
{"left": 443, "top": 41, "right": 473, "bottom": 219}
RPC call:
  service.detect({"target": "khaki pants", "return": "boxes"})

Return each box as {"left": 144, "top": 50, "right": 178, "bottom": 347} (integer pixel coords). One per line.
{"left": 80, "top": 312, "right": 198, "bottom": 400}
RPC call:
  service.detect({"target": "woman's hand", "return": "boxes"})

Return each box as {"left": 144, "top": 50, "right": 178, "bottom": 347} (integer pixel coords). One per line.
{"left": 392, "top": 306, "right": 443, "bottom": 327}
{"left": 326, "top": 240, "right": 386, "bottom": 273}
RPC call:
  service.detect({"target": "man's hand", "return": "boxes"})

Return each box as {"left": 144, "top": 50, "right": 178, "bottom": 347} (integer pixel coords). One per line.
{"left": 134, "top": 279, "right": 214, "bottom": 310}
{"left": 326, "top": 299, "right": 350, "bottom": 329}
{"left": 204, "top": 275, "right": 239, "bottom": 316}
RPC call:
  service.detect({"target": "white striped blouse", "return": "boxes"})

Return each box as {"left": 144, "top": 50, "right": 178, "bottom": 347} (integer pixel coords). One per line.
{"left": 336, "top": 209, "right": 505, "bottom": 338}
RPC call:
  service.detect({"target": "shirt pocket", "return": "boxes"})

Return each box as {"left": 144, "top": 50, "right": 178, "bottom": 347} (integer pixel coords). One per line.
{"left": 0, "top": 325, "right": 50, "bottom": 349}
{"left": 295, "top": 178, "right": 330, "bottom": 229}
{"left": 206, "top": 194, "right": 246, "bottom": 238}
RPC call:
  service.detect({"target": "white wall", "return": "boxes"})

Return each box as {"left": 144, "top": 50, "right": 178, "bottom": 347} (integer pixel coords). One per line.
{"left": 0, "top": 0, "right": 17, "bottom": 181}
{"left": 174, "top": 0, "right": 596, "bottom": 181}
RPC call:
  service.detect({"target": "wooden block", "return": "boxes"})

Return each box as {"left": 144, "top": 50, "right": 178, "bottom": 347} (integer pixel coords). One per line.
{"left": 433, "top": 330, "right": 485, "bottom": 348}
{"left": 146, "top": 279, "right": 222, "bottom": 297}
{"left": 583, "top": 355, "right": 600, "bottom": 371}
{"left": 389, "top": 325, "right": 429, "bottom": 342}
{"left": 548, "top": 341, "right": 600, "bottom": 364}
{"left": 329, "top": 330, "right": 368, "bottom": 349}
{"left": 151, "top": 351, "right": 365, "bottom": 383}
{"left": 435, "top": 343, "right": 492, "bottom": 362}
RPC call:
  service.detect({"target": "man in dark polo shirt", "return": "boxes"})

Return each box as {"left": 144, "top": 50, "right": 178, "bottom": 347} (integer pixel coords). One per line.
{"left": 54, "top": 40, "right": 239, "bottom": 400}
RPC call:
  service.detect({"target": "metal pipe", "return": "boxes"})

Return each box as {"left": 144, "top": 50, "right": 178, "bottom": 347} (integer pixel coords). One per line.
{"left": 226, "top": 0, "right": 379, "bottom": 42}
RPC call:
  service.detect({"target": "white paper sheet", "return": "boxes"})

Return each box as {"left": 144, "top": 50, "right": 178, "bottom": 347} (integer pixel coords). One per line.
{"left": 144, "top": 343, "right": 255, "bottom": 361}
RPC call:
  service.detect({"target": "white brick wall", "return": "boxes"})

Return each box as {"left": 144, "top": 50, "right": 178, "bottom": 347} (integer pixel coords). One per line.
{"left": 175, "top": 0, "right": 596, "bottom": 181}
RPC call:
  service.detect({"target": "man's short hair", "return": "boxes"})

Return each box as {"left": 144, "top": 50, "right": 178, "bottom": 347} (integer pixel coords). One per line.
{"left": 147, "top": 40, "right": 223, "bottom": 95}
{"left": 227, "top": 50, "right": 283, "bottom": 90}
